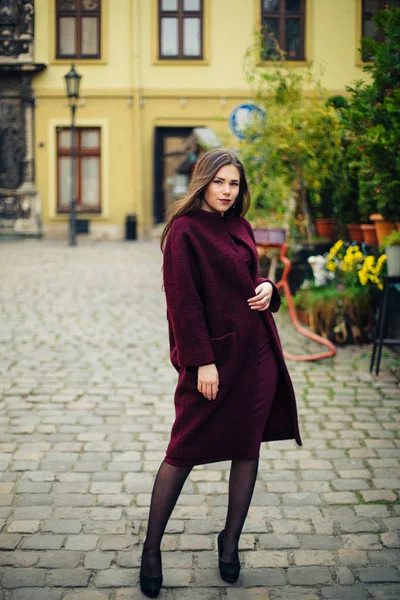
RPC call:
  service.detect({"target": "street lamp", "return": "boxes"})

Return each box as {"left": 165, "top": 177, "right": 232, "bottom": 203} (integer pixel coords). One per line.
{"left": 64, "top": 64, "right": 82, "bottom": 246}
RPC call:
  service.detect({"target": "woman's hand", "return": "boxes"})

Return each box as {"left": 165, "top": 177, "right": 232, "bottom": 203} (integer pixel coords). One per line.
{"left": 197, "top": 363, "right": 219, "bottom": 401}
{"left": 247, "top": 281, "right": 273, "bottom": 311}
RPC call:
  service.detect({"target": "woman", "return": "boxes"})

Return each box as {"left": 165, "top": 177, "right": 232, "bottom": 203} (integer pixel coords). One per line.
{"left": 140, "top": 148, "right": 302, "bottom": 597}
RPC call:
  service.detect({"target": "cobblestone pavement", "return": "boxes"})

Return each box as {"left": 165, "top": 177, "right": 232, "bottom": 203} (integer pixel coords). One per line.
{"left": 0, "top": 239, "right": 399, "bottom": 600}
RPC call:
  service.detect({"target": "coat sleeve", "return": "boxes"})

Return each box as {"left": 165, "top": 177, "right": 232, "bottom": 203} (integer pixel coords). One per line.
{"left": 242, "top": 218, "right": 281, "bottom": 313}
{"left": 163, "top": 223, "right": 216, "bottom": 368}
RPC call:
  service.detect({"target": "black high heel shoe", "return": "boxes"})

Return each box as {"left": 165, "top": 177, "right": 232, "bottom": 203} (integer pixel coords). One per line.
{"left": 217, "top": 530, "right": 240, "bottom": 583}
{"left": 140, "top": 551, "right": 163, "bottom": 598}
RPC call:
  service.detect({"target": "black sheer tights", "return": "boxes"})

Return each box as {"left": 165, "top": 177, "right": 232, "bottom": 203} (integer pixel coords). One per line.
{"left": 220, "top": 458, "right": 259, "bottom": 562}
{"left": 141, "top": 458, "right": 259, "bottom": 576}
{"left": 141, "top": 461, "right": 192, "bottom": 577}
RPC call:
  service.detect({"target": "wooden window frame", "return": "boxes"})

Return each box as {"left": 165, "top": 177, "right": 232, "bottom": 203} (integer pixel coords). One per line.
{"left": 362, "top": 0, "right": 400, "bottom": 39}
{"left": 261, "top": 0, "right": 306, "bottom": 61}
{"left": 158, "top": 0, "right": 204, "bottom": 60}
{"left": 56, "top": 0, "right": 101, "bottom": 59}
{"left": 57, "top": 127, "right": 102, "bottom": 214}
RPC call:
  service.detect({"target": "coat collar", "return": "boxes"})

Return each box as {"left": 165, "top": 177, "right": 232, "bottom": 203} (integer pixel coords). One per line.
{"left": 190, "top": 209, "right": 259, "bottom": 280}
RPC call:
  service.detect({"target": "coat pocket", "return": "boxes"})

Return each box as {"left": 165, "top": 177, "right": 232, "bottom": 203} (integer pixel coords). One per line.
{"left": 210, "top": 332, "right": 238, "bottom": 388}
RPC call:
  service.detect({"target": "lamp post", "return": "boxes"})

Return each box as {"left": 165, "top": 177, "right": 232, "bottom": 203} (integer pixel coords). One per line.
{"left": 64, "top": 64, "right": 82, "bottom": 246}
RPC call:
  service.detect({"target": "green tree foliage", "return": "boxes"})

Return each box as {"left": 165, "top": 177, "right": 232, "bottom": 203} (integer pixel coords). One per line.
{"left": 239, "top": 33, "right": 342, "bottom": 237}
{"left": 346, "top": 6, "right": 400, "bottom": 221}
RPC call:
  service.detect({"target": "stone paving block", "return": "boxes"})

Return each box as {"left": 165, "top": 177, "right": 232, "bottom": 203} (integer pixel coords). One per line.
{"left": 0, "top": 482, "right": 14, "bottom": 494}
{"left": 287, "top": 567, "right": 333, "bottom": 585}
{"left": 16, "top": 494, "right": 54, "bottom": 507}
{"left": 162, "top": 551, "right": 193, "bottom": 569}
{"left": 354, "top": 505, "right": 391, "bottom": 518}
{"left": 21, "top": 534, "right": 65, "bottom": 550}
{"left": 271, "top": 588, "right": 319, "bottom": 600}
{"left": 166, "top": 590, "right": 214, "bottom": 600}
{"left": 283, "top": 507, "right": 322, "bottom": 519}
{"left": 83, "top": 520, "right": 127, "bottom": 535}
{"left": 42, "top": 520, "right": 82, "bottom": 534}
{"left": 336, "top": 566, "right": 354, "bottom": 585}
{"left": 368, "top": 549, "right": 400, "bottom": 565}
{"left": 357, "top": 567, "right": 400, "bottom": 583}
{"left": 98, "top": 494, "right": 132, "bottom": 507}
{"left": 65, "top": 534, "right": 98, "bottom": 550}
{"left": 179, "top": 534, "right": 213, "bottom": 550}
{"left": 383, "top": 517, "right": 400, "bottom": 529}
{"left": 321, "top": 586, "right": 369, "bottom": 599}
{"left": 270, "top": 519, "right": 312, "bottom": 534}
{"left": 243, "top": 550, "right": 289, "bottom": 568}
{"left": 46, "top": 568, "right": 91, "bottom": 587}
{"left": 293, "top": 550, "right": 335, "bottom": 566}
{"left": 37, "top": 550, "right": 81, "bottom": 568}
{"left": 321, "top": 507, "right": 356, "bottom": 520}
{"left": 162, "top": 567, "right": 193, "bottom": 587}
{"left": 226, "top": 590, "right": 270, "bottom": 599}
{"left": 331, "top": 479, "right": 370, "bottom": 491}
{"left": 258, "top": 534, "right": 300, "bottom": 549}
{"left": 7, "top": 591, "right": 63, "bottom": 600}
{"left": 381, "top": 532, "right": 400, "bottom": 548}
{"left": 63, "top": 592, "right": 111, "bottom": 600}
{"left": 322, "top": 492, "right": 358, "bottom": 504}
{"left": 7, "top": 520, "right": 41, "bottom": 533}
{"left": 91, "top": 482, "right": 122, "bottom": 494}
{"left": 98, "top": 535, "right": 139, "bottom": 551}
{"left": 90, "top": 508, "right": 123, "bottom": 520}
{"left": 361, "top": 490, "right": 397, "bottom": 502}
{"left": 299, "top": 536, "right": 341, "bottom": 550}
{"left": 0, "top": 551, "right": 39, "bottom": 567}
{"left": 341, "top": 526, "right": 385, "bottom": 549}
{"left": 240, "top": 568, "right": 287, "bottom": 587}
{"left": 84, "top": 551, "right": 115, "bottom": 570}
{"left": 368, "top": 585, "right": 400, "bottom": 599}
{"left": 13, "top": 506, "right": 52, "bottom": 519}
{"left": 337, "top": 550, "right": 368, "bottom": 565}
{"left": 339, "top": 518, "right": 382, "bottom": 533}
{"left": 94, "top": 568, "right": 139, "bottom": 588}
{"left": 2, "top": 567, "right": 46, "bottom": 587}
{"left": 194, "top": 551, "right": 218, "bottom": 569}
{"left": 281, "top": 493, "right": 321, "bottom": 506}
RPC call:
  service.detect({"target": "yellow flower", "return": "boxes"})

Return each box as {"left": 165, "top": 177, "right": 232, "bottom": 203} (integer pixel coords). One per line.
{"left": 326, "top": 260, "right": 336, "bottom": 272}
{"left": 358, "top": 271, "right": 368, "bottom": 286}
{"left": 329, "top": 240, "right": 344, "bottom": 256}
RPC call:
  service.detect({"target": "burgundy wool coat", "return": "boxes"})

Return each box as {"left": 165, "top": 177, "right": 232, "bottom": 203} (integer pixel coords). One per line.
{"left": 163, "top": 209, "right": 302, "bottom": 466}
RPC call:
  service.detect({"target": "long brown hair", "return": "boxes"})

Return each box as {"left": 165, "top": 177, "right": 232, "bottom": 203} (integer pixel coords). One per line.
{"left": 160, "top": 148, "right": 251, "bottom": 251}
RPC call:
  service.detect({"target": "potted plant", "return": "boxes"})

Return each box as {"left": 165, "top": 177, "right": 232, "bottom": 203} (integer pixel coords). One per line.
{"left": 325, "top": 96, "right": 362, "bottom": 243}
{"left": 240, "top": 34, "right": 342, "bottom": 243}
{"left": 383, "top": 230, "right": 400, "bottom": 276}
{"left": 308, "top": 186, "right": 338, "bottom": 242}
{"left": 293, "top": 240, "right": 387, "bottom": 344}
{"left": 370, "top": 213, "right": 396, "bottom": 246}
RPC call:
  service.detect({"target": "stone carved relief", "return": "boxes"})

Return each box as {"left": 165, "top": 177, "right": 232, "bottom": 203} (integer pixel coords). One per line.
{"left": 0, "top": 102, "right": 25, "bottom": 189}
{"left": 0, "top": 0, "right": 34, "bottom": 58}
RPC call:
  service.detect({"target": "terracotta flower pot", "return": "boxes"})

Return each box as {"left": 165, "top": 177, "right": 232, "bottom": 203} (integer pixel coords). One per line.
{"left": 346, "top": 224, "right": 363, "bottom": 243}
{"left": 374, "top": 221, "right": 396, "bottom": 245}
{"left": 360, "top": 224, "right": 378, "bottom": 245}
{"left": 315, "top": 218, "right": 337, "bottom": 241}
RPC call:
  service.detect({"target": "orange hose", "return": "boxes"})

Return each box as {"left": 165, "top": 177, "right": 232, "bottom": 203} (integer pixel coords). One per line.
{"left": 260, "top": 243, "right": 337, "bottom": 362}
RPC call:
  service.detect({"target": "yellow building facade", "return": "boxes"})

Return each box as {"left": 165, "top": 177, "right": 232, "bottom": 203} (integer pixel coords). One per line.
{"left": 31, "top": 0, "right": 373, "bottom": 239}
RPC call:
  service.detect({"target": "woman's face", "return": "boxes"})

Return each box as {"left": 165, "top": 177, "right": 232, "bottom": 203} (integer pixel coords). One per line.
{"left": 202, "top": 164, "right": 240, "bottom": 215}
